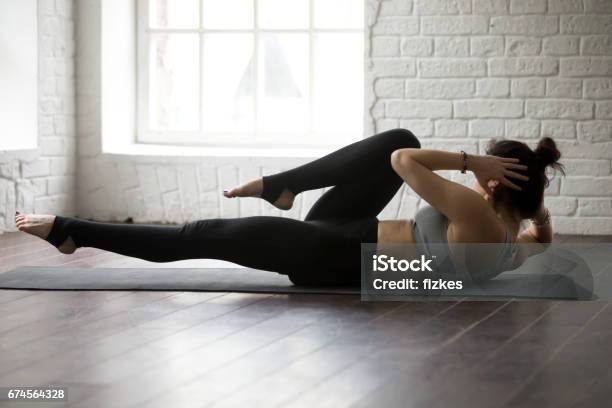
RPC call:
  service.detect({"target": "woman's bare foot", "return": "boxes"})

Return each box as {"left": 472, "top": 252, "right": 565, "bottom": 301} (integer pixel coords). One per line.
{"left": 14, "top": 213, "right": 76, "bottom": 254}
{"left": 223, "top": 178, "right": 295, "bottom": 210}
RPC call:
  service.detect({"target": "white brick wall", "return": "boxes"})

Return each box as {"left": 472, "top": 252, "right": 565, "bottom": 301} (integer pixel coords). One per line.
{"left": 366, "top": 0, "right": 612, "bottom": 234}
{"left": 19, "top": 0, "right": 604, "bottom": 237}
{"left": 0, "top": 0, "right": 76, "bottom": 233}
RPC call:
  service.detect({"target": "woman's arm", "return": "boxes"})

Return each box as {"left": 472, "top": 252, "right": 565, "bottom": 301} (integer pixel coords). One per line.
{"left": 392, "top": 149, "right": 467, "bottom": 171}
{"left": 396, "top": 149, "right": 528, "bottom": 191}
{"left": 510, "top": 205, "right": 553, "bottom": 269}
{"left": 520, "top": 205, "right": 553, "bottom": 244}
{"left": 391, "top": 148, "right": 528, "bottom": 241}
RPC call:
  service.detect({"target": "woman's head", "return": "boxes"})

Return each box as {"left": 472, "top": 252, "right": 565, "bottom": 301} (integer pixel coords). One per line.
{"left": 482, "top": 137, "right": 565, "bottom": 219}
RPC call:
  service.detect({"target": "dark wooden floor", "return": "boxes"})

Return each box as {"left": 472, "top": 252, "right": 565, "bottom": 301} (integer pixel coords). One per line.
{"left": 1, "top": 232, "right": 612, "bottom": 408}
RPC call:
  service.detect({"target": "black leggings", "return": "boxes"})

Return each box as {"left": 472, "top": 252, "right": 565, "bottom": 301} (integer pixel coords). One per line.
{"left": 48, "top": 128, "right": 421, "bottom": 286}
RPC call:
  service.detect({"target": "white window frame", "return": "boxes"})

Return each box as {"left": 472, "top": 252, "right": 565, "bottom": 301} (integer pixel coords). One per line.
{"left": 136, "top": 0, "right": 364, "bottom": 149}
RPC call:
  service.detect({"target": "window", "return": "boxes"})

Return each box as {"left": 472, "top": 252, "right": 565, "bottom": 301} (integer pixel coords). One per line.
{"left": 0, "top": 0, "right": 37, "bottom": 151}
{"left": 137, "top": 0, "right": 364, "bottom": 148}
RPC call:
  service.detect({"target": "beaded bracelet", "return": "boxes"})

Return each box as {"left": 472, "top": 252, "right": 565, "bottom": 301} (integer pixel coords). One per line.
{"left": 460, "top": 150, "right": 468, "bottom": 174}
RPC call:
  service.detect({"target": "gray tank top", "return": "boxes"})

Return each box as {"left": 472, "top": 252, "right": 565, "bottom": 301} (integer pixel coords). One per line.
{"left": 412, "top": 205, "right": 517, "bottom": 282}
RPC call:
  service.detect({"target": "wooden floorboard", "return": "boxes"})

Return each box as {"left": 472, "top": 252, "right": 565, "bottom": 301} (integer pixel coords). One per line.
{"left": 351, "top": 299, "right": 559, "bottom": 408}
{"left": 0, "top": 231, "right": 611, "bottom": 407}
{"left": 502, "top": 302, "right": 612, "bottom": 408}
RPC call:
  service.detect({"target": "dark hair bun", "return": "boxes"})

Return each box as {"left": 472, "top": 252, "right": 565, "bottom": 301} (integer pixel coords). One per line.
{"left": 535, "top": 137, "right": 564, "bottom": 174}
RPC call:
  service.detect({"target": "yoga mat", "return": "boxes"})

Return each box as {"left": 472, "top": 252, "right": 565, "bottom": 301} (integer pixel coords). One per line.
{"left": 0, "top": 265, "right": 595, "bottom": 299}
{"left": 0, "top": 267, "right": 358, "bottom": 295}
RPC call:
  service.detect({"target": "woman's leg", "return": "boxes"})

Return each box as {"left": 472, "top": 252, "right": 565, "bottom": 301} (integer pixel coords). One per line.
{"left": 304, "top": 129, "right": 420, "bottom": 221}
{"left": 260, "top": 128, "right": 420, "bottom": 203}
{"left": 39, "top": 215, "right": 362, "bottom": 284}
{"left": 224, "top": 128, "right": 420, "bottom": 209}
{"left": 304, "top": 171, "right": 404, "bottom": 222}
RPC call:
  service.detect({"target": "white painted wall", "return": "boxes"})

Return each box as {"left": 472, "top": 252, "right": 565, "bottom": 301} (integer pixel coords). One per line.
{"left": 0, "top": 0, "right": 76, "bottom": 232}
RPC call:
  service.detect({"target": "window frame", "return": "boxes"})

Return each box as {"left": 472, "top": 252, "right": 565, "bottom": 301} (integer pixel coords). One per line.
{"left": 135, "top": 0, "right": 364, "bottom": 149}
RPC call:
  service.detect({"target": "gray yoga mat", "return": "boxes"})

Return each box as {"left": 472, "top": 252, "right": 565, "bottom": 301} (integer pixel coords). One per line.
{"left": 0, "top": 267, "right": 359, "bottom": 295}
{"left": 0, "top": 263, "right": 597, "bottom": 299}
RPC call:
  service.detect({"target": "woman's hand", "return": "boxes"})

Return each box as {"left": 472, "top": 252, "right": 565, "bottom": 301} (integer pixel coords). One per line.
{"left": 469, "top": 154, "right": 529, "bottom": 195}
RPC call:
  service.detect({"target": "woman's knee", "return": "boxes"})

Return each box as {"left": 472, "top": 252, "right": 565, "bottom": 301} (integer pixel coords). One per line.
{"left": 179, "top": 218, "right": 226, "bottom": 239}
{"left": 179, "top": 220, "right": 207, "bottom": 239}
{"left": 382, "top": 128, "right": 421, "bottom": 149}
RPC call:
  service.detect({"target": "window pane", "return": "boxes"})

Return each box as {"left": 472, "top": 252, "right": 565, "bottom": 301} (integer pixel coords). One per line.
{"left": 257, "top": 33, "right": 309, "bottom": 134}
{"left": 313, "top": 33, "right": 363, "bottom": 136}
{"left": 202, "top": 0, "right": 254, "bottom": 29}
{"left": 149, "top": 0, "right": 199, "bottom": 29}
{"left": 149, "top": 34, "right": 200, "bottom": 131}
{"left": 202, "top": 34, "right": 254, "bottom": 134}
{"left": 313, "top": 0, "right": 364, "bottom": 29}
{"left": 258, "top": 0, "right": 309, "bottom": 29}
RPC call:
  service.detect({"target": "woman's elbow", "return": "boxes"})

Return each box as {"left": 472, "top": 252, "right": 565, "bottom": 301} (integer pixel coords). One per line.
{"left": 390, "top": 148, "right": 416, "bottom": 172}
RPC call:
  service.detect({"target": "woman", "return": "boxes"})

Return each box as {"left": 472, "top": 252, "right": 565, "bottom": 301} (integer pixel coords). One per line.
{"left": 15, "top": 128, "right": 563, "bottom": 286}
